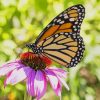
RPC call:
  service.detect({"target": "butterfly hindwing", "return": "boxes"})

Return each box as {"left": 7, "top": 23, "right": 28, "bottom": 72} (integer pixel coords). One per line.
{"left": 35, "top": 4, "right": 85, "bottom": 44}
{"left": 37, "top": 32, "right": 85, "bottom": 67}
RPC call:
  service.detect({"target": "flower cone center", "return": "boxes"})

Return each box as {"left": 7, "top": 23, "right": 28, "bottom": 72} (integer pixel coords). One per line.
{"left": 20, "top": 52, "right": 52, "bottom": 70}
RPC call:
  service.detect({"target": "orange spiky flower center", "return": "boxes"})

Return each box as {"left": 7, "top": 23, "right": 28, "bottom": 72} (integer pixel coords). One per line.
{"left": 20, "top": 52, "right": 52, "bottom": 70}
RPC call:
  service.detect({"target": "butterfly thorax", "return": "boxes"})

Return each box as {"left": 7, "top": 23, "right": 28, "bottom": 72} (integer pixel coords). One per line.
{"left": 26, "top": 43, "right": 43, "bottom": 54}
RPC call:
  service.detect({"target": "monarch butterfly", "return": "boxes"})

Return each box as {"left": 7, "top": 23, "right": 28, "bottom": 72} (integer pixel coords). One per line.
{"left": 26, "top": 4, "right": 85, "bottom": 68}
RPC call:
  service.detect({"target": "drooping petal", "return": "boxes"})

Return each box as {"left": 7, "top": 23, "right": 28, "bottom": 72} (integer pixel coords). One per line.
{"left": 1, "top": 60, "right": 20, "bottom": 65}
{"left": 47, "top": 67, "right": 69, "bottom": 91}
{"left": 27, "top": 70, "right": 36, "bottom": 96}
{"left": 34, "top": 70, "right": 47, "bottom": 100}
{"left": 48, "top": 67, "right": 67, "bottom": 78}
{"left": 0, "top": 65, "right": 18, "bottom": 76}
{"left": 5, "top": 67, "right": 31, "bottom": 85}
{"left": 45, "top": 69, "right": 62, "bottom": 96}
{"left": 1, "top": 60, "right": 22, "bottom": 68}
{"left": 0, "top": 60, "right": 25, "bottom": 76}
{"left": 55, "top": 81, "right": 62, "bottom": 97}
{"left": 56, "top": 75, "right": 70, "bottom": 91}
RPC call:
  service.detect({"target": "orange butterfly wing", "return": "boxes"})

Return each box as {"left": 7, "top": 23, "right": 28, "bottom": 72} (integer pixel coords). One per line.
{"left": 35, "top": 4, "right": 85, "bottom": 44}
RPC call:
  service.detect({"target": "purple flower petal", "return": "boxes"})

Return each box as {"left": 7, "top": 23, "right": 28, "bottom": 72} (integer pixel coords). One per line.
{"left": 27, "top": 70, "right": 36, "bottom": 96}
{"left": 0, "top": 66, "right": 17, "bottom": 76}
{"left": 45, "top": 69, "right": 62, "bottom": 96}
{"left": 56, "top": 75, "right": 70, "bottom": 91}
{"left": 47, "top": 67, "right": 67, "bottom": 78}
{"left": 5, "top": 67, "right": 31, "bottom": 85}
{"left": 47, "top": 67, "right": 69, "bottom": 91}
{"left": 34, "top": 70, "right": 47, "bottom": 100}
{"left": 0, "top": 60, "right": 25, "bottom": 76}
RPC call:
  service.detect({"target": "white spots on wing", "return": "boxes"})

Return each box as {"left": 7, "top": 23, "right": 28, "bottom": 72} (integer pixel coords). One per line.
{"left": 64, "top": 15, "right": 68, "bottom": 19}
{"left": 79, "top": 38, "right": 82, "bottom": 41}
{"left": 74, "top": 28, "right": 77, "bottom": 31}
{"left": 72, "top": 7, "right": 75, "bottom": 9}
{"left": 79, "top": 17, "right": 82, "bottom": 19}
{"left": 69, "top": 32, "right": 72, "bottom": 34}
{"left": 57, "top": 19, "right": 61, "bottom": 22}
{"left": 82, "top": 13, "right": 85, "bottom": 16}
{"left": 73, "top": 26, "right": 76, "bottom": 28}
{"left": 75, "top": 39, "right": 77, "bottom": 41}
{"left": 59, "top": 21, "right": 64, "bottom": 24}
{"left": 78, "top": 25, "right": 80, "bottom": 28}
{"left": 55, "top": 34, "right": 59, "bottom": 37}
{"left": 78, "top": 9, "right": 80, "bottom": 12}
{"left": 47, "top": 24, "right": 51, "bottom": 28}
{"left": 81, "top": 52, "right": 83, "bottom": 55}
{"left": 71, "top": 62, "right": 73, "bottom": 66}
{"left": 65, "top": 32, "right": 68, "bottom": 35}
{"left": 77, "top": 36, "right": 80, "bottom": 38}
{"left": 79, "top": 48, "right": 82, "bottom": 50}
{"left": 59, "top": 14, "right": 63, "bottom": 17}
{"left": 60, "top": 32, "right": 64, "bottom": 35}
{"left": 75, "top": 57, "right": 78, "bottom": 60}
{"left": 72, "top": 7, "right": 78, "bottom": 9}
{"left": 80, "top": 19, "right": 83, "bottom": 21}
{"left": 52, "top": 23, "right": 55, "bottom": 26}
{"left": 82, "top": 42, "right": 84, "bottom": 44}
{"left": 82, "top": 45, "right": 85, "bottom": 48}
{"left": 64, "top": 13, "right": 67, "bottom": 16}
{"left": 79, "top": 5, "right": 83, "bottom": 8}
{"left": 75, "top": 21, "right": 78, "bottom": 24}
{"left": 82, "top": 9, "right": 85, "bottom": 12}
{"left": 79, "top": 58, "right": 81, "bottom": 61}
{"left": 69, "top": 18, "right": 75, "bottom": 21}
{"left": 79, "top": 23, "right": 81, "bottom": 25}
{"left": 68, "top": 35, "right": 70, "bottom": 37}
{"left": 53, "top": 18, "right": 57, "bottom": 22}
{"left": 63, "top": 13, "right": 68, "bottom": 19}
{"left": 74, "top": 7, "right": 78, "bottom": 9}
{"left": 75, "top": 61, "right": 78, "bottom": 63}
{"left": 73, "top": 35, "right": 76, "bottom": 39}
{"left": 81, "top": 17, "right": 84, "bottom": 20}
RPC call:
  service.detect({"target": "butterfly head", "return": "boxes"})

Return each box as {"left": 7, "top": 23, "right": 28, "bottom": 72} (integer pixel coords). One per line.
{"left": 26, "top": 43, "right": 35, "bottom": 49}
{"left": 26, "top": 43, "right": 43, "bottom": 54}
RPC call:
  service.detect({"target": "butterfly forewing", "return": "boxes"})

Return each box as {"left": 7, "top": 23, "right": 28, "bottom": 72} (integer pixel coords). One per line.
{"left": 35, "top": 4, "right": 85, "bottom": 44}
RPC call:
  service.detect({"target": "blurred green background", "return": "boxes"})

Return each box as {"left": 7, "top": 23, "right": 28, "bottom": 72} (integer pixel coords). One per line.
{"left": 0, "top": 0, "right": 100, "bottom": 100}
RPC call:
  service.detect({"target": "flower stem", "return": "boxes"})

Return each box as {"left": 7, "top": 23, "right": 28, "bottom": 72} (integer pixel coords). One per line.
{"left": 24, "top": 91, "right": 35, "bottom": 100}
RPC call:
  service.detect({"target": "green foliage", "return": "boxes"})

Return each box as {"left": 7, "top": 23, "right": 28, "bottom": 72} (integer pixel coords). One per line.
{"left": 0, "top": 0, "right": 100, "bottom": 100}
